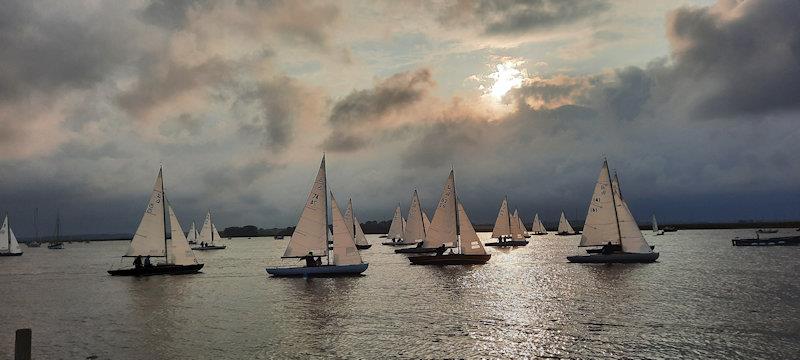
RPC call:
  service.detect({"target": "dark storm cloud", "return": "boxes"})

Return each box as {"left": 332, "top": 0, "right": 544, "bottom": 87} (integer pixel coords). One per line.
{"left": 666, "top": 0, "right": 800, "bottom": 118}
{"left": 439, "top": 0, "right": 610, "bottom": 36}
{"left": 202, "top": 161, "right": 276, "bottom": 190}
{"left": 401, "top": 120, "right": 481, "bottom": 169}
{"left": 0, "top": 1, "right": 133, "bottom": 101}
{"left": 139, "top": 0, "right": 208, "bottom": 30}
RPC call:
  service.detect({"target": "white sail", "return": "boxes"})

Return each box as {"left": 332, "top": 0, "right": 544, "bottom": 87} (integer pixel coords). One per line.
{"left": 579, "top": 161, "right": 620, "bottom": 247}
{"left": 186, "top": 221, "right": 198, "bottom": 242}
{"left": 531, "top": 213, "right": 547, "bottom": 234}
{"left": 491, "top": 197, "right": 511, "bottom": 238}
{"left": 167, "top": 204, "right": 198, "bottom": 265}
{"left": 330, "top": 193, "right": 363, "bottom": 265}
{"left": 558, "top": 211, "right": 575, "bottom": 234}
{"left": 344, "top": 200, "right": 354, "bottom": 236}
{"left": 198, "top": 211, "right": 221, "bottom": 245}
{"left": 404, "top": 190, "right": 427, "bottom": 243}
{"left": 352, "top": 215, "right": 370, "bottom": 246}
{"left": 652, "top": 215, "right": 659, "bottom": 233}
{"left": 423, "top": 211, "right": 431, "bottom": 232}
{"left": 423, "top": 170, "right": 457, "bottom": 248}
{"left": 282, "top": 156, "right": 329, "bottom": 258}
{"left": 0, "top": 215, "right": 22, "bottom": 254}
{"left": 212, "top": 223, "right": 222, "bottom": 242}
{"left": 387, "top": 205, "right": 404, "bottom": 239}
{"left": 612, "top": 175, "right": 652, "bottom": 253}
{"left": 517, "top": 210, "right": 529, "bottom": 237}
{"left": 510, "top": 209, "right": 526, "bottom": 240}
{"left": 125, "top": 168, "right": 167, "bottom": 257}
{"left": 457, "top": 201, "right": 487, "bottom": 255}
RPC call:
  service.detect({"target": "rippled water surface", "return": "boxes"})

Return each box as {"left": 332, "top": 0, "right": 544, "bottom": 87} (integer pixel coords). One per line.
{"left": 1, "top": 229, "right": 799, "bottom": 359}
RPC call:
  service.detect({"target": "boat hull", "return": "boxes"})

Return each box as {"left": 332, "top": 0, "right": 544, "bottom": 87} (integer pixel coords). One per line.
{"left": 191, "top": 245, "right": 227, "bottom": 250}
{"left": 732, "top": 236, "right": 800, "bottom": 246}
{"left": 408, "top": 254, "right": 491, "bottom": 265}
{"left": 0, "top": 252, "right": 23, "bottom": 256}
{"left": 355, "top": 244, "right": 372, "bottom": 250}
{"left": 265, "top": 263, "right": 369, "bottom": 277}
{"left": 381, "top": 241, "right": 417, "bottom": 246}
{"left": 47, "top": 243, "right": 64, "bottom": 249}
{"left": 484, "top": 240, "right": 529, "bottom": 247}
{"left": 567, "top": 252, "right": 659, "bottom": 263}
{"left": 395, "top": 246, "right": 443, "bottom": 254}
{"left": 108, "top": 263, "right": 204, "bottom": 276}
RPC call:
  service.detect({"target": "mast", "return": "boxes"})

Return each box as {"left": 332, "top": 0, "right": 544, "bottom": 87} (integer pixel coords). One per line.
{"left": 34, "top": 208, "right": 39, "bottom": 243}
{"left": 6, "top": 212, "right": 10, "bottom": 250}
{"left": 607, "top": 161, "right": 623, "bottom": 245}
{"left": 209, "top": 210, "right": 214, "bottom": 245}
{"left": 161, "top": 166, "right": 168, "bottom": 262}
{"left": 323, "top": 155, "right": 330, "bottom": 265}
{"left": 452, "top": 169, "right": 460, "bottom": 252}
{"left": 505, "top": 195, "right": 511, "bottom": 239}
{"left": 417, "top": 189, "right": 426, "bottom": 237}
{"left": 350, "top": 199, "right": 356, "bottom": 242}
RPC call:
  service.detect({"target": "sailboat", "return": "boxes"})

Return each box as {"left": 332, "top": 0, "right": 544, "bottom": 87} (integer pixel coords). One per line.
{"left": 556, "top": 211, "right": 577, "bottom": 235}
{"left": 530, "top": 213, "right": 548, "bottom": 235}
{"left": 108, "top": 167, "right": 204, "bottom": 275}
{"left": 652, "top": 214, "right": 664, "bottom": 235}
{"left": 408, "top": 170, "right": 490, "bottom": 265}
{"left": 382, "top": 203, "right": 414, "bottom": 246}
{"left": 395, "top": 189, "right": 438, "bottom": 254}
{"left": 186, "top": 221, "right": 199, "bottom": 244}
{"left": 266, "top": 155, "right": 368, "bottom": 277}
{"left": 0, "top": 214, "right": 23, "bottom": 256}
{"left": 516, "top": 210, "right": 531, "bottom": 238}
{"left": 344, "top": 199, "right": 372, "bottom": 249}
{"left": 192, "top": 211, "right": 226, "bottom": 250}
{"left": 567, "top": 160, "right": 659, "bottom": 263}
{"left": 47, "top": 212, "right": 64, "bottom": 249}
{"left": 485, "top": 197, "right": 529, "bottom": 247}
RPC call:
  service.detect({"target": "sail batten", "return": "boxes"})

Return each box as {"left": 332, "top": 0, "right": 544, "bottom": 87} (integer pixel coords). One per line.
{"left": 282, "top": 156, "right": 330, "bottom": 258}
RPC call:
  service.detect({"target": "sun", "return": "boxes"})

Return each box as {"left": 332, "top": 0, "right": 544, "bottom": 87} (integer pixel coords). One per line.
{"left": 488, "top": 59, "right": 525, "bottom": 101}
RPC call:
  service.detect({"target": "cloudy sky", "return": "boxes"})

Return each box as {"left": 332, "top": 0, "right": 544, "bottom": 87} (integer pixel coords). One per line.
{"left": 2, "top": 0, "right": 799, "bottom": 235}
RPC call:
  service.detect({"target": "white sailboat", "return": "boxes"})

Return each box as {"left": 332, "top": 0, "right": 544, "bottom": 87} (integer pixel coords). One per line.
{"left": 556, "top": 211, "right": 577, "bottom": 235}
{"left": 266, "top": 155, "right": 368, "bottom": 277}
{"left": 344, "top": 199, "right": 372, "bottom": 249}
{"left": 514, "top": 210, "right": 531, "bottom": 238}
{"left": 109, "top": 167, "right": 203, "bottom": 275}
{"left": 192, "top": 210, "right": 226, "bottom": 250}
{"left": 186, "top": 221, "right": 199, "bottom": 244}
{"left": 395, "top": 189, "right": 437, "bottom": 253}
{"left": 382, "top": 204, "right": 407, "bottom": 243}
{"left": 485, "top": 196, "right": 530, "bottom": 247}
{"left": 567, "top": 160, "right": 659, "bottom": 263}
{"left": 531, "top": 213, "right": 548, "bottom": 235}
{"left": 652, "top": 214, "right": 664, "bottom": 235}
{"left": 0, "top": 214, "right": 23, "bottom": 256}
{"left": 408, "top": 169, "right": 490, "bottom": 265}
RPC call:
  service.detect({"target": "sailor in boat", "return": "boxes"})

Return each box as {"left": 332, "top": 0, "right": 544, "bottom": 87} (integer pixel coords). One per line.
{"left": 302, "top": 251, "right": 322, "bottom": 267}
{"left": 144, "top": 256, "right": 152, "bottom": 268}
{"left": 133, "top": 255, "right": 143, "bottom": 270}
{"left": 435, "top": 244, "right": 446, "bottom": 256}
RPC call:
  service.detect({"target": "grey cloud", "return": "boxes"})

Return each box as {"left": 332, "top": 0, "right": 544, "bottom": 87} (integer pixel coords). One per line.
{"left": 322, "top": 131, "right": 370, "bottom": 152}
{"left": 202, "top": 161, "right": 275, "bottom": 190}
{"left": 439, "top": 0, "right": 610, "bottom": 36}
{"left": 139, "top": 0, "right": 208, "bottom": 30}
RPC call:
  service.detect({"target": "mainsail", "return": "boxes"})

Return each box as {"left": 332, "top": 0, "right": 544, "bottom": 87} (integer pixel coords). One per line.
{"left": 404, "top": 190, "right": 427, "bottom": 243}
{"left": 423, "top": 170, "right": 457, "bottom": 248}
{"left": 330, "top": 193, "right": 363, "bottom": 265}
{"left": 344, "top": 199, "right": 370, "bottom": 247}
{"left": 186, "top": 221, "right": 198, "bottom": 243}
{"left": 167, "top": 204, "right": 198, "bottom": 265}
{"left": 558, "top": 211, "right": 575, "bottom": 234}
{"left": 0, "top": 215, "right": 22, "bottom": 254}
{"left": 491, "top": 197, "right": 511, "bottom": 238}
{"left": 387, "top": 205, "right": 405, "bottom": 239}
{"left": 531, "top": 213, "right": 547, "bottom": 234}
{"left": 283, "top": 156, "right": 329, "bottom": 258}
{"left": 652, "top": 215, "right": 659, "bottom": 233}
{"left": 125, "top": 168, "right": 167, "bottom": 257}
{"left": 457, "top": 201, "right": 487, "bottom": 255}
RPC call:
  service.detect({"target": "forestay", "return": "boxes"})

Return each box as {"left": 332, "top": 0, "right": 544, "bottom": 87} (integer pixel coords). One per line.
{"left": 125, "top": 169, "right": 167, "bottom": 257}
{"left": 457, "top": 202, "right": 487, "bottom": 255}
{"left": 167, "top": 204, "right": 198, "bottom": 265}
{"left": 423, "top": 170, "right": 457, "bottom": 248}
{"left": 579, "top": 161, "right": 620, "bottom": 247}
{"left": 0, "top": 215, "right": 21, "bottom": 254}
{"left": 330, "top": 193, "right": 363, "bottom": 265}
{"left": 404, "top": 190, "right": 427, "bottom": 243}
{"left": 282, "top": 156, "right": 329, "bottom": 258}
{"left": 491, "top": 197, "right": 511, "bottom": 238}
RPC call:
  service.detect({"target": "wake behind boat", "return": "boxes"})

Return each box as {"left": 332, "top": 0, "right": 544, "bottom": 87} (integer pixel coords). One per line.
{"left": 266, "top": 156, "right": 368, "bottom": 277}
{"left": 407, "top": 170, "right": 491, "bottom": 266}
{"left": 108, "top": 167, "right": 203, "bottom": 276}
{"left": 0, "top": 214, "right": 23, "bottom": 256}
{"left": 567, "top": 160, "right": 659, "bottom": 264}
{"left": 191, "top": 211, "right": 226, "bottom": 250}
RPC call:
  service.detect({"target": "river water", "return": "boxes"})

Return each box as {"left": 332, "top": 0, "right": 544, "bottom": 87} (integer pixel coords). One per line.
{"left": 1, "top": 229, "right": 799, "bottom": 359}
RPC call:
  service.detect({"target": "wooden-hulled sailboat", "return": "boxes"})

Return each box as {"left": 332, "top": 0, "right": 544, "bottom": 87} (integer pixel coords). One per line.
{"left": 192, "top": 211, "right": 226, "bottom": 250}
{"left": 652, "top": 215, "right": 664, "bottom": 235}
{"left": 47, "top": 212, "right": 64, "bottom": 249}
{"left": 382, "top": 203, "right": 414, "bottom": 246}
{"left": 395, "top": 189, "right": 438, "bottom": 254}
{"left": 344, "top": 199, "right": 372, "bottom": 249}
{"left": 556, "top": 211, "right": 578, "bottom": 235}
{"left": 186, "top": 221, "right": 199, "bottom": 244}
{"left": 485, "top": 197, "right": 529, "bottom": 247}
{"left": 408, "top": 170, "right": 490, "bottom": 265}
{"left": 266, "top": 156, "right": 368, "bottom": 277}
{"left": 109, "top": 167, "right": 204, "bottom": 275}
{"left": 567, "top": 160, "right": 659, "bottom": 263}
{"left": 0, "top": 214, "right": 23, "bottom": 256}
{"left": 531, "top": 213, "right": 548, "bottom": 235}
